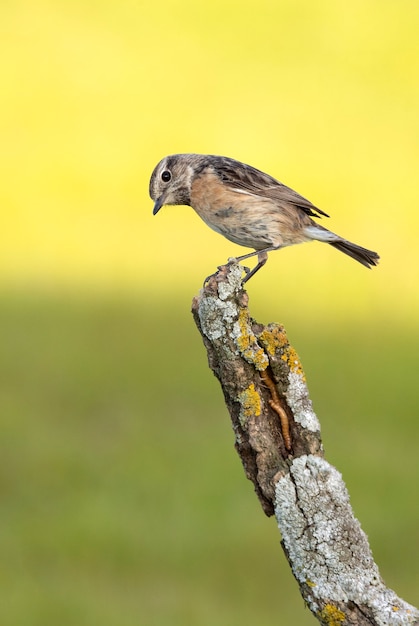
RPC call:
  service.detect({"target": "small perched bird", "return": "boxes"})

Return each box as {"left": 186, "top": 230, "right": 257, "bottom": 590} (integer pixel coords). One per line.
{"left": 149, "top": 154, "right": 379, "bottom": 282}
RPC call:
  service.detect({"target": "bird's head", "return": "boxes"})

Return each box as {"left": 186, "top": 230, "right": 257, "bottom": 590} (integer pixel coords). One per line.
{"left": 149, "top": 154, "right": 200, "bottom": 215}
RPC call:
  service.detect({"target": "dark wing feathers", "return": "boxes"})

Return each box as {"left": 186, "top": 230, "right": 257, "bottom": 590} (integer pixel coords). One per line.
{"left": 209, "top": 155, "right": 329, "bottom": 219}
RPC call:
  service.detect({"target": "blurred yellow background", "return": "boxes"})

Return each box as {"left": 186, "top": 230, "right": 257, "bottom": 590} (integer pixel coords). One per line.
{"left": 1, "top": 1, "right": 418, "bottom": 624}
{"left": 1, "top": 0, "right": 418, "bottom": 317}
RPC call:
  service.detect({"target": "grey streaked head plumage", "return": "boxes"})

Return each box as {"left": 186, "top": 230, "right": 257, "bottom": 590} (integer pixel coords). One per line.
{"left": 150, "top": 154, "right": 205, "bottom": 214}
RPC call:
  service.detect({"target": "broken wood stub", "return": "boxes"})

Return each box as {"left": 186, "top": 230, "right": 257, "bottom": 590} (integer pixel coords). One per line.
{"left": 190, "top": 261, "right": 419, "bottom": 625}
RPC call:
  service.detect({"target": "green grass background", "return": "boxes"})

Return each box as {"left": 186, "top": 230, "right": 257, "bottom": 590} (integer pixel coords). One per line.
{"left": 1, "top": 1, "right": 418, "bottom": 624}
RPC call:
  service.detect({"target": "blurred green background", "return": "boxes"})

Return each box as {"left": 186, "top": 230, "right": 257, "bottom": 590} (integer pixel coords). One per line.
{"left": 1, "top": 1, "right": 418, "bottom": 624}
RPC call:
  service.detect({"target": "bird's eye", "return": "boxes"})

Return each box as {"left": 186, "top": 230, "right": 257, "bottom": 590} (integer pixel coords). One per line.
{"left": 161, "top": 170, "right": 171, "bottom": 182}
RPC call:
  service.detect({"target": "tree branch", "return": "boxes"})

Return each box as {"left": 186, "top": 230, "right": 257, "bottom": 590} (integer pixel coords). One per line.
{"left": 191, "top": 261, "right": 419, "bottom": 626}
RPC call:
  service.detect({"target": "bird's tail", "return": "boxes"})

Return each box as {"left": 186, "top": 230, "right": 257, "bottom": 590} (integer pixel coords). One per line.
{"left": 304, "top": 225, "right": 380, "bottom": 269}
{"left": 328, "top": 239, "right": 379, "bottom": 268}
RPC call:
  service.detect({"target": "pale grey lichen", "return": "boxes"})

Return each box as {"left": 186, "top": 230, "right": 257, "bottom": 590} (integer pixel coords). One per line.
{"left": 285, "top": 371, "right": 320, "bottom": 432}
{"left": 198, "top": 296, "right": 238, "bottom": 340}
{"left": 230, "top": 320, "right": 243, "bottom": 343}
{"left": 274, "top": 455, "right": 419, "bottom": 625}
{"left": 198, "top": 264, "right": 244, "bottom": 340}
{"left": 217, "top": 263, "right": 244, "bottom": 300}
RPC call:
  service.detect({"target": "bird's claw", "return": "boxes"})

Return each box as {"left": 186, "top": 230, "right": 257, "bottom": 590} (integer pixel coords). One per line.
{"left": 203, "top": 261, "right": 251, "bottom": 287}
{"left": 226, "top": 257, "right": 251, "bottom": 276}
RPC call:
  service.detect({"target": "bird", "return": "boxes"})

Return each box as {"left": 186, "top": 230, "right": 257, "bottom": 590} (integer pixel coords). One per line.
{"left": 149, "top": 153, "right": 379, "bottom": 282}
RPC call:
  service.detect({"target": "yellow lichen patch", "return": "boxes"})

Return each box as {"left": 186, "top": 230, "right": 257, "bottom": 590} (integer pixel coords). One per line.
{"left": 259, "top": 325, "right": 306, "bottom": 380}
{"left": 306, "top": 579, "right": 316, "bottom": 588}
{"left": 318, "top": 604, "right": 346, "bottom": 626}
{"left": 235, "top": 308, "right": 255, "bottom": 351}
{"left": 238, "top": 384, "right": 261, "bottom": 425}
{"left": 259, "top": 325, "right": 289, "bottom": 355}
{"left": 281, "top": 345, "right": 305, "bottom": 380}
{"left": 235, "top": 308, "right": 268, "bottom": 370}
{"left": 248, "top": 346, "right": 269, "bottom": 370}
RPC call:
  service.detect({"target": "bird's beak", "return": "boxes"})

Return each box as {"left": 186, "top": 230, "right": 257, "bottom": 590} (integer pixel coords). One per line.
{"left": 152, "top": 196, "right": 164, "bottom": 215}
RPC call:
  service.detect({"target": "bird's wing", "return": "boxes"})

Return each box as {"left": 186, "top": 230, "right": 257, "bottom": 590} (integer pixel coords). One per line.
{"left": 210, "top": 156, "right": 329, "bottom": 219}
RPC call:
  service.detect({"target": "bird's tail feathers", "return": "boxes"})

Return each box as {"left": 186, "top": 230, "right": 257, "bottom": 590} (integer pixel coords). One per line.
{"left": 304, "top": 225, "right": 380, "bottom": 269}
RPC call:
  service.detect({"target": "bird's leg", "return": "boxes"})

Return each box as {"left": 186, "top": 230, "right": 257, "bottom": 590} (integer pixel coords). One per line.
{"left": 239, "top": 250, "right": 268, "bottom": 284}
{"left": 203, "top": 246, "right": 278, "bottom": 287}
{"left": 234, "top": 245, "right": 278, "bottom": 264}
{"left": 237, "top": 247, "right": 279, "bottom": 283}
{"left": 225, "top": 246, "right": 280, "bottom": 283}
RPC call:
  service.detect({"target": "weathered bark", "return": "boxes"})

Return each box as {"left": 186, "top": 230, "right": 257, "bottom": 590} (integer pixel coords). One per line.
{"left": 191, "top": 261, "right": 419, "bottom": 626}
